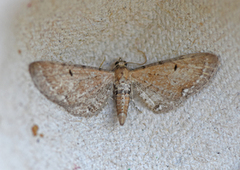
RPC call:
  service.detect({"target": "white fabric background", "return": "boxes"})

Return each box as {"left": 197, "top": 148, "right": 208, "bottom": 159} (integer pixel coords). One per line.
{"left": 0, "top": 0, "right": 239, "bottom": 169}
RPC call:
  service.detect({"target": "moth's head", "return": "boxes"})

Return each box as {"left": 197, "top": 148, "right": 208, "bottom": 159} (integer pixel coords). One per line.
{"left": 114, "top": 58, "right": 127, "bottom": 68}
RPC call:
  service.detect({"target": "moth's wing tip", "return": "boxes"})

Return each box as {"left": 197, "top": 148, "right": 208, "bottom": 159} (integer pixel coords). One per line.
{"left": 29, "top": 61, "right": 49, "bottom": 77}
{"left": 203, "top": 52, "right": 219, "bottom": 60}
{"left": 191, "top": 52, "right": 218, "bottom": 58}
{"left": 207, "top": 52, "right": 219, "bottom": 59}
{"left": 193, "top": 53, "right": 219, "bottom": 67}
{"left": 29, "top": 62, "right": 40, "bottom": 77}
{"left": 206, "top": 53, "right": 220, "bottom": 68}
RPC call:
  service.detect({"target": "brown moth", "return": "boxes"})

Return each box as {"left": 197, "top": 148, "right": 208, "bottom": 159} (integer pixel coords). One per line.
{"left": 29, "top": 53, "right": 219, "bottom": 126}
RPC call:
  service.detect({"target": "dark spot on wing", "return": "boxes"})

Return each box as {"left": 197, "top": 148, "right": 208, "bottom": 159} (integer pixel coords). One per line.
{"left": 69, "top": 69, "right": 73, "bottom": 76}
{"left": 178, "top": 56, "right": 185, "bottom": 59}
{"left": 88, "top": 104, "right": 96, "bottom": 112}
{"left": 174, "top": 64, "right": 177, "bottom": 71}
{"left": 158, "top": 61, "right": 163, "bottom": 64}
{"left": 153, "top": 104, "right": 160, "bottom": 110}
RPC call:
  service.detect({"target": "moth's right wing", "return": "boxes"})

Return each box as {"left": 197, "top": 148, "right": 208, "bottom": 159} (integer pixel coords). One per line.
{"left": 29, "top": 61, "right": 115, "bottom": 117}
{"left": 130, "top": 53, "right": 218, "bottom": 113}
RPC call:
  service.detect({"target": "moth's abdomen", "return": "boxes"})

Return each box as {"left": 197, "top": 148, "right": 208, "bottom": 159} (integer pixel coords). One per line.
{"left": 114, "top": 83, "right": 131, "bottom": 126}
{"left": 114, "top": 67, "right": 131, "bottom": 126}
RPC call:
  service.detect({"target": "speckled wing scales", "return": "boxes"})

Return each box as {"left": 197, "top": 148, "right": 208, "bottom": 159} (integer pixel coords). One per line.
{"left": 29, "top": 61, "right": 114, "bottom": 117}
{"left": 130, "top": 53, "right": 219, "bottom": 113}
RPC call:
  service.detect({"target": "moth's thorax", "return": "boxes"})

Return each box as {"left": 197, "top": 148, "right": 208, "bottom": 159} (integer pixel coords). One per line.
{"left": 114, "top": 67, "right": 129, "bottom": 81}
{"left": 114, "top": 66, "right": 131, "bottom": 126}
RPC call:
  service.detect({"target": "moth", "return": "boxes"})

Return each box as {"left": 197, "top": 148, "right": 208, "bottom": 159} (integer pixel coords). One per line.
{"left": 29, "top": 53, "right": 218, "bottom": 125}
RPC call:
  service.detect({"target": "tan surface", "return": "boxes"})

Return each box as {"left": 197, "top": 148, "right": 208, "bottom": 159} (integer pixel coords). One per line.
{"left": 0, "top": 0, "right": 239, "bottom": 169}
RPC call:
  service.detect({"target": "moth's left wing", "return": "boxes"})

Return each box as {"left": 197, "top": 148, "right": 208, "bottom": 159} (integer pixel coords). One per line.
{"left": 130, "top": 53, "right": 219, "bottom": 113}
{"left": 29, "top": 61, "right": 115, "bottom": 117}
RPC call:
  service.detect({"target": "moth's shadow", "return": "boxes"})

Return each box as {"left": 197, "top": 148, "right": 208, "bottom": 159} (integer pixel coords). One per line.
{"left": 104, "top": 97, "right": 119, "bottom": 127}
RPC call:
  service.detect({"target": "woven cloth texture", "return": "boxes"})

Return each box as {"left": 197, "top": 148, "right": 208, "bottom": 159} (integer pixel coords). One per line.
{"left": 0, "top": 0, "right": 239, "bottom": 169}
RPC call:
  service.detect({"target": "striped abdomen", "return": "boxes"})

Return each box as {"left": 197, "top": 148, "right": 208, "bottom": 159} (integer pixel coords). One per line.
{"left": 114, "top": 67, "right": 131, "bottom": 125}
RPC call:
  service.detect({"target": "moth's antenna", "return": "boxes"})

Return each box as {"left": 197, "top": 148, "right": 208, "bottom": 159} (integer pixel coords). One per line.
{"left": 112, "top": 64, "right": 117, "bottom": 70}
{"left": 99, "top": 56, "right": 106, "bottom": 69}
{"left": 127, "top": 49, "right": 147, "bottom": 65}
